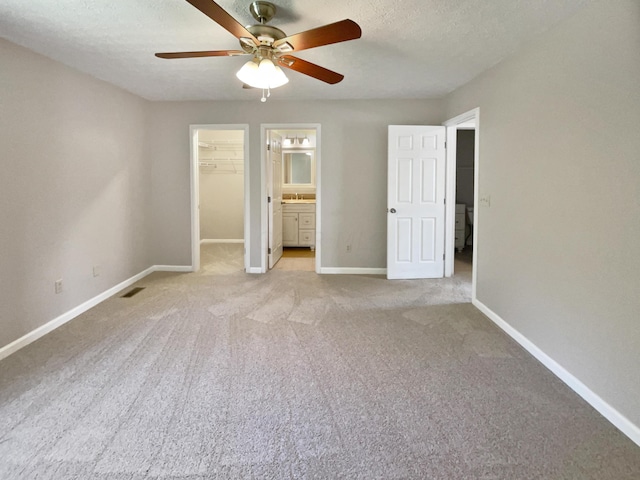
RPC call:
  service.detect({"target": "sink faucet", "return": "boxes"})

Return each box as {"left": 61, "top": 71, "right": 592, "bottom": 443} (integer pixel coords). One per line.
{"left": 295, "top": 193, "right": 298, "bottom": 200}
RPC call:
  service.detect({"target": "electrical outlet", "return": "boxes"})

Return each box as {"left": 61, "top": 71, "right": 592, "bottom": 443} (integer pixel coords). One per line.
{"left": 93, "top": 265, "right": 101, "bottom": 277}
{"left": 55, "top": 279, "right": 63, "bottom": 294}
{"left": 346, "top": 244, "right": 352, "bottom": 252}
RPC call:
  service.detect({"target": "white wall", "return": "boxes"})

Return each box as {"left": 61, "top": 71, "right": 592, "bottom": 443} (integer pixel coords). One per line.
{"left": 146, "top": 99, "right": 444, "bottom": 269}
{"left": 0, "top": 39, "right": 151, "bottom": 350}
{"left": 199, "top": 171, "right": 244, "bottom": 241}
{"left": 445, "top": 0, "right": 640, "bottom": 430}
{"left": 198, "top": 130, "right": 244, "bottom": 241}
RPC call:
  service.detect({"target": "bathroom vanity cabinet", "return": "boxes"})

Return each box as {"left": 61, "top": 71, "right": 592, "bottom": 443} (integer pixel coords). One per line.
{"left": 282, "top": 202, "right": 316, "bottom": 248}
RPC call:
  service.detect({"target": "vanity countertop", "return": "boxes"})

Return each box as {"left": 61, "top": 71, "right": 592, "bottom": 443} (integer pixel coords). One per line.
{"left": 282, "top": 199, "right": 316, "bottom": 204}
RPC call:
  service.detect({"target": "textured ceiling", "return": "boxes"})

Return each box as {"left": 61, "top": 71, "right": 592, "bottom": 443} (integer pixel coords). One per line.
{"left": 0, "top": 0, "right": 590, "bottom": 102}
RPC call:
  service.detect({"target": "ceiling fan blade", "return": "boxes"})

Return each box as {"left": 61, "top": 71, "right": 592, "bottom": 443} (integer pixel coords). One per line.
{"left": 273, "top": 19, "right": 361, "bottom": 52}
{"left": 185, "top": 0, "right": 259, "bottom": 44}
{"left": 278, "top": 56, "right": 344, "bottom": 84}
{"left": 155, "top": 50, "right": 246, "bottom": 59}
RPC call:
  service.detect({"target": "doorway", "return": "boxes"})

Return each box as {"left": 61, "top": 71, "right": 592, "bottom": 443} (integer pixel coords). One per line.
{"left": 444, "top": 108, "right": 479, "bottom": 298}
{"left": 190, "top": 124, "right": 250, "bottom": 272}
{"left": 453, "top": 128, "right": 475, "bottom": 274}
{"left": 261, "top": 124, "right": 321, "bottom": 273}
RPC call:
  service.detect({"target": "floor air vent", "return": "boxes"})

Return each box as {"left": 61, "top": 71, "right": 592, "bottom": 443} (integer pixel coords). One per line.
{"left": 121, "top": 287, "right": 145, "bottom": 298}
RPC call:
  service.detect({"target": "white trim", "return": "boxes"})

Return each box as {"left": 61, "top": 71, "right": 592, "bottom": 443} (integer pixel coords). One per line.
{"left": 443, "top": 109, "right": 480, "bottom": 126}
{"left": 246, "top": 267, "right": 263, "bottom": 274}
{"left": 190, "top": 126, "right": 200, "bottom": 272}
{"left": 473, "top": 298, "right": 640, "bottom": 448}
{"left": 261, "top": 124, "right": 322, "bottom": 274}
{"left": 319, "top": 267, "right": 386, "bottom": 275}
{"left": 471, "top": 111, "right": 480, "bottom": 301}
{"left": 443, "top": 108, "right": 480, "bottom": 301}
{"left": 200, "top": 239, "right": 244, "bottom": 244}
{"left": 314, "top": 127, "right": 322, "bottom": 274}
{"left": 153, "top": 265, "right": 193, "bottom": 273}
{"left": 190, "top": 124, "right": 250, "bottom": 273}
{"left": 260, "top": 126, "right": 268, "bottom": 273}
{"left": 443, "top": 126, "right": 457, "bottom": 277}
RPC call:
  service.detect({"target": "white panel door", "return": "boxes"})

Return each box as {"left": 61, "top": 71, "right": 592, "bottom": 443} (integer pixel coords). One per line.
{"left": 268, "top": 132, "right": 283, "bottom": 268}
{"left": 387, "top": 125, "right": 446, "bottom": 279}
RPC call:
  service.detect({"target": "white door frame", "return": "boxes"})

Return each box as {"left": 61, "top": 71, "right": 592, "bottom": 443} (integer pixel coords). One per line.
{"left": 260, "top": 123, "right": 321, "bottom": 273}
{"left": 443, "top": 108, "right": 479, "bottom": 298}
{"left": 189, "top": 124, "right": 250, "bottom": 272}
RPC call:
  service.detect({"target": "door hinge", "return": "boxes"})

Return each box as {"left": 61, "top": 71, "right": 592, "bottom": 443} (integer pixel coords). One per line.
{"left": 268, "top": 248, "right": 272, "bottom": 254}
{"left": 444, "top": 141, "right": 447, "bottom": 149}
{"left": 268, "top": 196, "right": 271, "bottom": 203}
{"left": 444, "top": 197, "right": 446, "bottom": 205}
{"left": 443, "top": 253, "right": 445, "bottom": 260}
{"left": 267, "top": 143, "right": 271, "bottom": 151}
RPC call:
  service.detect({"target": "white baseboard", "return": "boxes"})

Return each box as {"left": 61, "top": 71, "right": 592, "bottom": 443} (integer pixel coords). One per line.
{"left": 319, "top": 267, "right": 387, "bottom": 275}
{"left": 154, "top": 265, "right": 193, "bottom": 273}
{"left": 246, "top": 267, "right": 263, "bottom": 274}
{"left": 473, "top": 298, "right": 640, "bottom": 448}
{"left": 0, "top": 264, "right": 193, "bottom": 362}
{"left": 200, "top": 239, "right": 244, "bottom": 244}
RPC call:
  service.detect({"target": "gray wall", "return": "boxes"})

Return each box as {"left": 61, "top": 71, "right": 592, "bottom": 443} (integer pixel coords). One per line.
{"left": 445, "top": 0, "right": 640, "bottom": 426}
{"left": 146, "top": 99, "right": 444, "bottom": 269}
{"left": 0, "top": 39, "right": 151, "bottom": 348}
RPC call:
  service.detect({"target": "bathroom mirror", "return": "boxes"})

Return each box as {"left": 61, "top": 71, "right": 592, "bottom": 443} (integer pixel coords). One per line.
{"left": 283, "top": 150, "right": 315, "bottom": 187}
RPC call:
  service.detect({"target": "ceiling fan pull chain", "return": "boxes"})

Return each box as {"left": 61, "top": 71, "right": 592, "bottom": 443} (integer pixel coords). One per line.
{"left": 260, "top": 87, "right": 271, "bottom": 103}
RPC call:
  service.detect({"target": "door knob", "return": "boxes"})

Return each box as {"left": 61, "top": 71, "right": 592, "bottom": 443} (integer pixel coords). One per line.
{"left": 389, "top": 208, "right": 396, "bottom": 213}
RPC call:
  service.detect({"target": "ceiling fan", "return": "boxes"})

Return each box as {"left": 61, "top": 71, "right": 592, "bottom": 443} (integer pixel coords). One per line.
{"left": 155, "top": 0, "right": 362, "bottom": 99}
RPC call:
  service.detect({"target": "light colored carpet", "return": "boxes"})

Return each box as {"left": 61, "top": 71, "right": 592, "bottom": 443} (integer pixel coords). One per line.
{"left": 273, "top": 256, "right": 315, "bottom": 272}
{"left": 1, "top": 243, "right": 639, "bottom": 479}
{"left": 276, "top": 247, "right": 315, "bottom": 271}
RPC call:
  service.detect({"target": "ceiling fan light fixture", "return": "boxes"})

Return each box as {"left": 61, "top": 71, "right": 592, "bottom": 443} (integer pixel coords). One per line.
{"left": 237, "top": 57, "right": 288, "bottom": 90}
{"left": 155, "top": 1, "right": 362, "bottom": 95}
{"left": 258, "top": 57, "right": 276, "bottom": 79}
{"left": 236, "top": 59, "right": 261, "bottom": 86}
{"left": 258, "top": 58, "right": 289, "bottom": 88}
{"left": 271, "top": 65, "right": 289, "bottom": 88}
